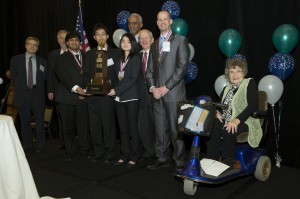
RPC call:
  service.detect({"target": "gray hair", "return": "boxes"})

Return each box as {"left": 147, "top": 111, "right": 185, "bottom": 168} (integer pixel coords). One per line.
{"left": 224, "top": 58, "right": 248, "bottom": 78}
{"left": 130, "top": 13, "right": 143, "bottom": 23}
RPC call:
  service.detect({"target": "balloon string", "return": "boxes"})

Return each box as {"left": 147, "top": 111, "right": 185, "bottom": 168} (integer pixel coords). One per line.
{"left": 271, "top": 105, "right": 278, "bottom": 150}
{"left": 277, "top": 99, "right": 282, "bottom": 150}
{"left": 272, "top": 102, "right": 282, "bottom": 168}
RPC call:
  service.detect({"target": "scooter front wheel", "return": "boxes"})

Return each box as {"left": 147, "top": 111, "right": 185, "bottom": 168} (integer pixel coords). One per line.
{"left": 254, "top": 155, "right": 271, "bottom": 181}
{"left": 183, "top": 179, "right": 197, "bottom": 195}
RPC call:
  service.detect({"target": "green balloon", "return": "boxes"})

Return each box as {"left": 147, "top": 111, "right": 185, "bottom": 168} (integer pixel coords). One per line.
{"left": 272, "top": 24, "right": 299, "bottom": 54}
{"left": 171, "top": 18, "right": 188, "bottom": 36}
{"left": 218, "top": 29, "right": 242, "bottom": 58}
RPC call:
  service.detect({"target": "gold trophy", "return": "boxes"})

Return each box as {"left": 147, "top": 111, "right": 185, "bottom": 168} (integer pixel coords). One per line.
{"left": 86, "top": 41, "right": 112, "bottom": 94}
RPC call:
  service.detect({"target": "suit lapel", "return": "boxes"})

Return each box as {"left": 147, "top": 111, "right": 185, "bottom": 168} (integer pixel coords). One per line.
{"left": 66, "top": 51, "right": 81, "bottom": 71}
{"left": 158, "top": 33, "right": 175, "bottom": 63}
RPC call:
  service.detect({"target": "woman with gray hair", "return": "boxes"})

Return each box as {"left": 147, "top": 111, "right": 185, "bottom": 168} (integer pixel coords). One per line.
{"left": 206, "top": 57, "right": 262, "bottom": 169}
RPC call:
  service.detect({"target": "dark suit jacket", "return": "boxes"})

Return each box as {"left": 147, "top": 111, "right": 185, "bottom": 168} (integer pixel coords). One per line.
{"left": 138, "top": 51, "right": 152, "bottom": 108}
{"left": 83, "top": 46, "right": 119, "bottom": 102}
{"left": 54, "top": 51, "right": 85, "bottom": 105}
{"left": 10, "top": 53, "right": 47, "bottom": 107}
{"left": 47, "top": 49, "right": 62, "bottom": 98}
{"left": 114, "top": 54, "right": 141, "bottom": 101}
{"left": 146, "top": 33, "right": 189, "bottom": 102}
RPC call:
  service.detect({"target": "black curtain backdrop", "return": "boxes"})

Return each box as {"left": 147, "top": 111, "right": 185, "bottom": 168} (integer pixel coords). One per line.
{"left": 1, "top": 0, "right": 299, "bottom": 167}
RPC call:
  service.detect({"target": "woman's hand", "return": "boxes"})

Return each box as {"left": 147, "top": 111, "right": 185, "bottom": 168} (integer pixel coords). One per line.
{"left": 225, "top": 118, "right": 240, "bottom": 134}
{"left": 107, "top": 89, "right": 116, "bottom": 96}
{"left": 216, "top": 110, "right": 223, "bottom": 123}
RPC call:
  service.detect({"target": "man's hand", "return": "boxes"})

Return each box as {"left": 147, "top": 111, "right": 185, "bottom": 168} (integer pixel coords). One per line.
{"left": 48, "top": 93, "right": 54, "bottom": 101}
{"left": 152, "top": 87, "right": 162, "bottom": 99}
{"left": 76, "top": 87, "right": 87, "bottom": 96}
{"left": 158, "top": 85, "right": 169, "bottom": 97}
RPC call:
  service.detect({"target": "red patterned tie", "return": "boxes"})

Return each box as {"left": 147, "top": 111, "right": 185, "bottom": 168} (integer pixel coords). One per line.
{"left": 142, "top": 51, "right": 148, "bottom": 76}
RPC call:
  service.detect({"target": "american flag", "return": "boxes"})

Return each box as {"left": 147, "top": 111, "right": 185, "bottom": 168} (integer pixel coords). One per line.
{"left": 75, "top": 7, "right": 90, "bottom": 52}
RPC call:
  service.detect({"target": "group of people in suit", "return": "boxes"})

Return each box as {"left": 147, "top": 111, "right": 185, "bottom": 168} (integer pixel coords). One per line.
{"left": 10, "top": 10, "right": 191, "bottom": 170}
{"left": 10, "top": 9, "right": 262, "bottom": 171}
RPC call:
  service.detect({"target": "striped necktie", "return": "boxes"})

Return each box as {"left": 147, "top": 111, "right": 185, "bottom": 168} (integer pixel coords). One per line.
{"left": 159, "top": 36, "right": 165, "bottom": 54}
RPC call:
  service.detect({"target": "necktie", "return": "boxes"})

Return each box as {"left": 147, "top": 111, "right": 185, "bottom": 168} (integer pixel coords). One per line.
{"left": 159, "top": 36, "right": 165, "bottom": 54}
{"left": 75, "top": 54, "right": 81, "bottom": 64}
{"left": 27, "top": 56, "right": 33, "bottom": 89}
{"left": 142, "top": 51, "right": 148, "bottom": 76}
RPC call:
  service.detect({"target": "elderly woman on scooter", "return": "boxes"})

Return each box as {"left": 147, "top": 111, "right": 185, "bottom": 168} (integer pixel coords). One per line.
{"left": 206, "top": 57, "right": 262, "bottom": 169}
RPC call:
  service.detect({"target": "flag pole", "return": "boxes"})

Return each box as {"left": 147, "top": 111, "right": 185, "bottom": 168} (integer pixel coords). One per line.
{"left": 78, "top": 0, "right": 83, "bottom": 22}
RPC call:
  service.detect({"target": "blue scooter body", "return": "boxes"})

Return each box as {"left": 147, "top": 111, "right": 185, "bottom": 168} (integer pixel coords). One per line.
{"left": 176, "top": 135, "right": 268, "bottom": 184}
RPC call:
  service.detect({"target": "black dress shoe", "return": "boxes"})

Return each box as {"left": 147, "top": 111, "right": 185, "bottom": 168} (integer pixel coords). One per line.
{"left": 127, "top": 161, "right": 137, "bottom": 168}
{"left": 57, "top": 144, "right": 65, "bottom": 151}
{"left": 139, "top": 155, "right": 155, "bottom": 161}
{"left": 103, "top": 158, "right": 114, "bottom": 164}
{"left": 114, "top": 159, "right": 126, "bottom": 166}
{"left": 147, "top": 160, "right": 170, "bottom": 169}
{"left": 91, "top": 156, "right": 104, "bottom": 163}
{"left": 35, "top": 149, "right": 43, "bottom": 153}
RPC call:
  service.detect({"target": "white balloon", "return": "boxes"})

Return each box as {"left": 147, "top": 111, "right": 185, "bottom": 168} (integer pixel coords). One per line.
{"left": 214, "top": 75, "right": 229, "bottom": 97}
{"left": 112, "top": 29, "right": 127, "bottom": 48}
{"left": 0, "top": 78, "right": 3, "bottom": 85}
{"left": 188, "top": 43, "right": 195, "bottom": 61}
{"left": 258, "top": 75, "right": 283, "bottom": 105}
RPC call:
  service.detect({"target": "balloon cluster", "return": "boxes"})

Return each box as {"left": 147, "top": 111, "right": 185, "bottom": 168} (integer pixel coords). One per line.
{"left": 261, "top": 24, "right": 298, "bottom": 168}
{"left": 258, "top": 24, "right": 299, "bottom": 106}
{"left": 269, "top": 24, "right": 299, "bottom": 82}
{"left": 113, "top": 11, "right": 131, "bottom": 48}
{"left": 160, "top": 1, "right": 198, "bottom": 85}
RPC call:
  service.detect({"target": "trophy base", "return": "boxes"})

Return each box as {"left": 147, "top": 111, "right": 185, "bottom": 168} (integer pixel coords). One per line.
{"left": 86, "top": 83, "right": 111, "bottom": 95}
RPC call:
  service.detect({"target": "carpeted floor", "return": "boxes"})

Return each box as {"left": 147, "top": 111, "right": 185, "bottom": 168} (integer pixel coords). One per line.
{"left": 25, "top": 139, "right": 300, "bottom": 199}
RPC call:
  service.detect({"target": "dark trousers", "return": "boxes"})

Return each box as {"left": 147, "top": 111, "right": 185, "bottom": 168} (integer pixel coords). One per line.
{"left": 153, "top": 100, "right": 185, "bottom": 166}
{"left": 18, "top": 88, "right": 45, "bottom": 149}
{"left": 55, "top": 102, "right": 64, "bottom": 145}
{"left": 88, "top": 97, "right": 116, "bottom": 160}
{"left": 206, "top": 118, "right": 248, "bottom": 160}
{"left": 59, "top": 99, "right": 90, "bottom": 157}
{"left": 138, "top": 97, "right": 155, "bottom": 158}
{"left": 115, "top": 100, "right": 140, "bottom": 162}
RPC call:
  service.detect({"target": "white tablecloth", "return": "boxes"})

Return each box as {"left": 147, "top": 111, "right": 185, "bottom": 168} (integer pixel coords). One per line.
{"left": 0, "top": 115, "right": 40, "bottom": 199}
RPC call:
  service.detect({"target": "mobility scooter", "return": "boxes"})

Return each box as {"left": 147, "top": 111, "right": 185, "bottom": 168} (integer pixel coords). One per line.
{"left": 176, "top": 92, "right": 271, "bottom": 195}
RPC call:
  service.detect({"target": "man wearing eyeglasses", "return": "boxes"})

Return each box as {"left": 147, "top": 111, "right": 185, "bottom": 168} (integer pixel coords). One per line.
{"left": 128, "top": 13, "right": 143, "bottom": 50}
{"left": 10, "top": 36, "right": 47, "bottom": 152}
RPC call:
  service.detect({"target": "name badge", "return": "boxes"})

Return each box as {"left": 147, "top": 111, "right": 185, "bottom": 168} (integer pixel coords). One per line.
{"left": 162, "top": 42, "right": 170, "bottom": 52}
{"left": 107, "top": 58, "right": 114, "bottom": 67}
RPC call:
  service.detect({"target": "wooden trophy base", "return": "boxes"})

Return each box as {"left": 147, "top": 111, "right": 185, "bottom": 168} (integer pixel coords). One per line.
{"left": 86, "top": 80, "right": 112, "bottom": 95}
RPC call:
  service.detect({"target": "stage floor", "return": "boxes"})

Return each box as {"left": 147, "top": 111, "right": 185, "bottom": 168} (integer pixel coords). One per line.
{"left": 25, "top": 139, "right": 300, "bottom": 199}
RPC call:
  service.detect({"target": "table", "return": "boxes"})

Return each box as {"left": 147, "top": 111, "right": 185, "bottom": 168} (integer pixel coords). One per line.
{"left": 0, "top": 115, "right": 39, "bottom": 199}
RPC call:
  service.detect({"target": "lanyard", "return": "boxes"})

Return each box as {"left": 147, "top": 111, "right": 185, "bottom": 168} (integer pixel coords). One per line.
{"left": 72, "top": 53, "right": 82, "bottom": 67}
{"left": 159, "top": 30, "right": 172, "bottom": 54}
{"left": 120, "top": 58, "right": 129, "bottom": 71}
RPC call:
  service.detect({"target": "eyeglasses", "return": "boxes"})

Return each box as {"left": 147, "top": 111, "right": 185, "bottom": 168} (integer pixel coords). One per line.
{"left": 128, "top": 22, "right": 139, "bottom": 25}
